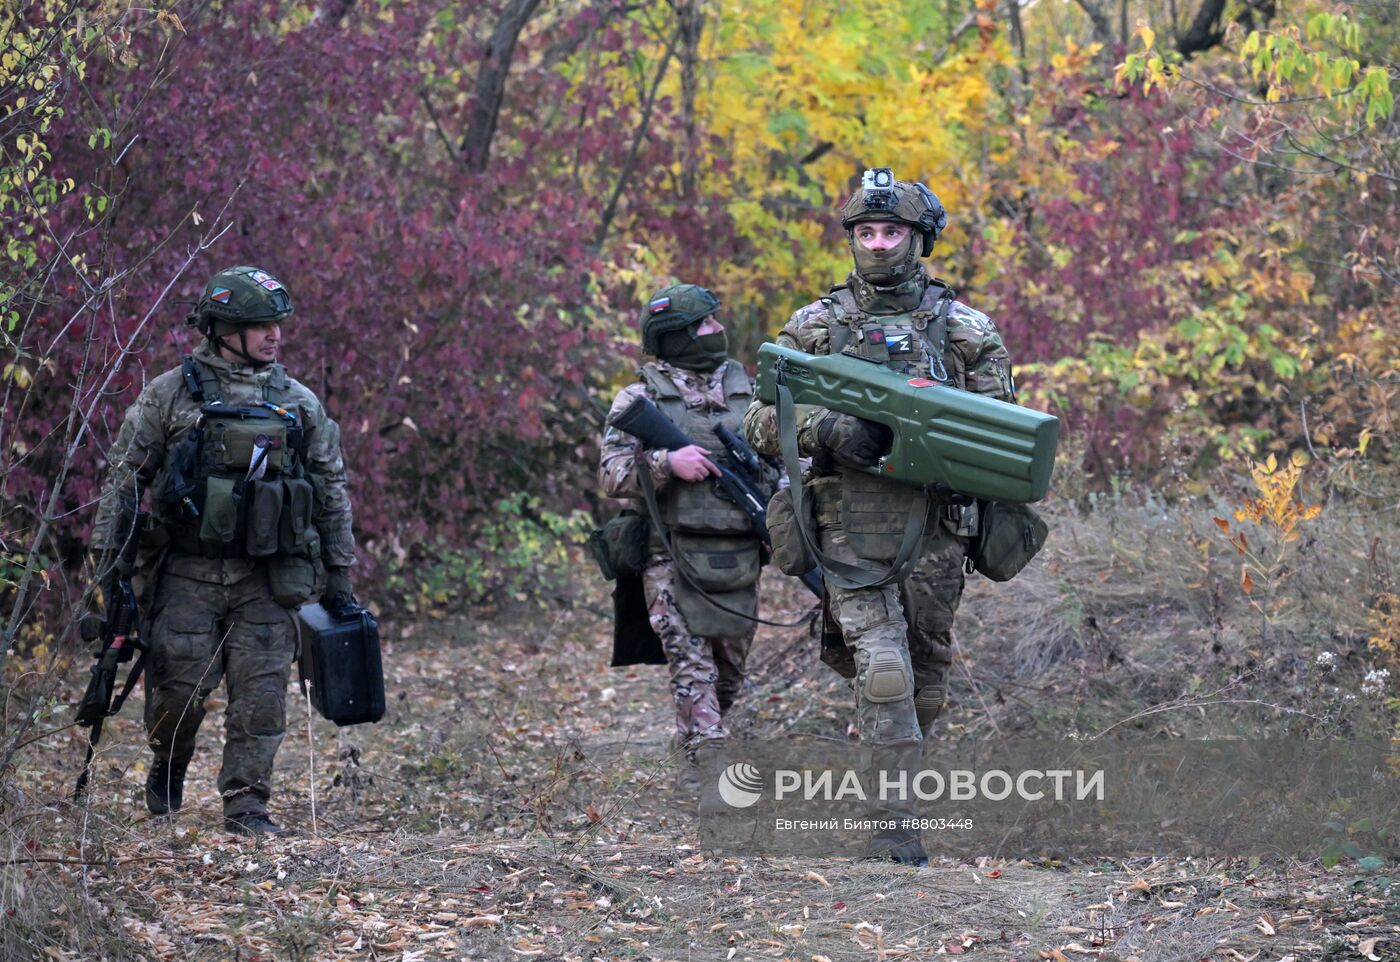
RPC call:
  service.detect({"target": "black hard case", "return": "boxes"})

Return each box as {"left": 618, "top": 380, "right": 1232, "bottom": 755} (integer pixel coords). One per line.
{"left": 297, "top": 602, "right": 386, "bottom": 726}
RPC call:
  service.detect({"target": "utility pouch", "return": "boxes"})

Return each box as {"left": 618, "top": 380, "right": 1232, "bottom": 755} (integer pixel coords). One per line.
{"left": 199, "top": 476, "right": 242, "bottom": 544}
{"left": 672, "top": 534, "right": 762, "bottom": 593}
{"left": 204, "top": 409, "right": 288, "bottom": 476}
{"left": 268, "top": 530, "right": 321, "bottom": 608}
{"left": 766, "top": 486, "right": 817, "bottom": 576}
{"left": 587, "top": 510, "right": 651, "bottom": 581}
{"left": 671, "top": 576, "right": 758, "bottom": 637}
{"left": 839, "top": 469, "right": 928, "bottom": 562}
{"left": 245, "top": 480, "right": 284, "bottom": 557}
{"left": 970, "top": 501, "right": 1048, "bottom": 582}
{"left": 279, "top": 478, "right": 315, "bottom": 554}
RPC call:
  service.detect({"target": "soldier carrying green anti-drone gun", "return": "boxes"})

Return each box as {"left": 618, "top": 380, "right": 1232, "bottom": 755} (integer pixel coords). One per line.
{"left": 744, "top": 168, "right": 1056, "bottom": 865}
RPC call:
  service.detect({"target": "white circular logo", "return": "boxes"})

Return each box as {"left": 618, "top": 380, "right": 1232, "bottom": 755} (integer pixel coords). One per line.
{"left": 717, "top": 762, "right": 763, "bottom": 808}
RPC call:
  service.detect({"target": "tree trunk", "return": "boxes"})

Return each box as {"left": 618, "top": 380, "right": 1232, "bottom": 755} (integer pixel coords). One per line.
{"left": 1070, "top": 0, "right": 1114, "bottom": 48}
{"left": 461, "top": 0, "right": 547, "bottom": 172}
{"left": 676, "top": 0, "right": 705, "bottom": 200}
{"left": 1176, "top": 0, "right": 1227, "bottom": 57}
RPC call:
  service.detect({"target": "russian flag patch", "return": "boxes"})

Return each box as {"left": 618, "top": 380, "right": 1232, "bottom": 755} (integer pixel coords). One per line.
{"left": 211, "top": 287, "right": 232, "bottom": 303}
{"left": 649, "top": 296, "right": 671, "bottom": 313}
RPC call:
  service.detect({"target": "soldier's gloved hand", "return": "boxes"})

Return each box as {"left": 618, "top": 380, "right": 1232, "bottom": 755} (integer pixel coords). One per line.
{"left": 323, "top": 566, "right": 355, "bottom": 614}
{"left": 816, "top": 412, "right": 892, "bottom": 467}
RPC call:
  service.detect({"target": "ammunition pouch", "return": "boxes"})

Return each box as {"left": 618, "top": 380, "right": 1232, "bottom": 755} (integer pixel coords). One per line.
{"left": 245, "top": 479, "right": 284, "bottom": 557}
{"left": 268, "top": 529, "right": 321, "bottom": 608}
{"left": 588, "top": 510, "right": 651, "bottom": 581}
{"left": 970, "top": 501, "right": 1047, "bottom": 582}
{"left": 198, "top": 476, "right": 242, "bottom": 545}
{"left": 766, "top": 486, "right": 817, "bottom": 577}
{"left": 279, "top": 478, "right": 315, "bottom": 554}
{"left": 839, "top": 468, "right": 928, "bottom": 562}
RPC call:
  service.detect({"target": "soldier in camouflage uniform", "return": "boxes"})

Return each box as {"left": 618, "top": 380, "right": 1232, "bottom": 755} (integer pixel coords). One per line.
{"left": 90, "top": 266, "right": 357, "bottom": 835}
{"left": 744, "top": 170, "right": 1015, "bottom": 862}
{"left": 599, "top": 284, "right": 764, "bottom": 768}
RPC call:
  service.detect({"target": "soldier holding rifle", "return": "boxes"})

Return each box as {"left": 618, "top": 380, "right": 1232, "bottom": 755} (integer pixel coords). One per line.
{"left": 598, "top": 284, "right": 773, "bottom": 787}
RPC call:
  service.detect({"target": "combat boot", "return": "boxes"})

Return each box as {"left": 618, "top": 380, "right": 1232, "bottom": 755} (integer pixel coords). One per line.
{"left": 224, "top": 812, "right": 285, "bottom": 836}
{"left": 145, "top": 757, "right": 189, "bottom": 815}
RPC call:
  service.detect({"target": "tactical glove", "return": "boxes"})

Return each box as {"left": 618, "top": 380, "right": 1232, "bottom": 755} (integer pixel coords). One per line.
{"left": 816, "top": 412, "right": 891, "bottom": 467}
{"left": 323, "top": 566, "right": 355, "bottom": 614}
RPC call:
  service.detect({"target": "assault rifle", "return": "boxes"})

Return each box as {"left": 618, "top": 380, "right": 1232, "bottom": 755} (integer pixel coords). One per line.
{"left": 755, "top": 343, "right": 1059, "bottom": 504}
{"left": 73, "top": 497, "right": 149, "bottom": 801}
{"left": 610, "top": 396, "right": 824, "bottom": 600}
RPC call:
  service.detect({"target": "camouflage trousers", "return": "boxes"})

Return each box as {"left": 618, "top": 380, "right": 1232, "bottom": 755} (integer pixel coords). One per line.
{"left": 819, "top": 516, "right": 963, "bottom": 747}
{"left": 642, "top": 554, "right": 755, "bottom": 749}
{"left": 143, "top": 562, "right": 296, "bottom": 817}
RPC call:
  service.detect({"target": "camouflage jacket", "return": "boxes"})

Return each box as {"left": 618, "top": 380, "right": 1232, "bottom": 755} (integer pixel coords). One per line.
{"left": 598, "top": 359, "right": 746, "bottom": 500}
{"left": 90, "top": 342, "right": 356, "bottom": 583}
{"left": 743, "top": 270, "right": 1015, "bottom": 463}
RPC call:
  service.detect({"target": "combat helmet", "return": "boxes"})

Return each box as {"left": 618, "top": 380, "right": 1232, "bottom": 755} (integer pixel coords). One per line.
{"left": 639, "top": 283, "right": 720, "bottom": 356}
{"left": 839, "top": 168, "right": 947, "bottom": 258}
{"left": 187, "top": 266, "right": 293, "bottom": 335}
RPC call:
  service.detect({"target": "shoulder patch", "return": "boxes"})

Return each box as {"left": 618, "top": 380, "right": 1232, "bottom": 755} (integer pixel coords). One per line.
{"left": 948, "top": 301, "right": 994, "bottom": 334}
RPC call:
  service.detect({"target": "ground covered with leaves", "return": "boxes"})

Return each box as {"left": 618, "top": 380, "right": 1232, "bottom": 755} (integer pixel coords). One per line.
{"left": 4, "top": 481, "right": 1397, "bottom": 961}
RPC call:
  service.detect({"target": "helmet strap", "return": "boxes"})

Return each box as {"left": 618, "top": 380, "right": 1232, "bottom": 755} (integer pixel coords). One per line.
{"left": 213, "top": 329, "right": 272, "bottom": 369}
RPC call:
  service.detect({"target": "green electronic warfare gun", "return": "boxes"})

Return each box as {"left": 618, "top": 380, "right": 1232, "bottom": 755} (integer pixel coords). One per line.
{"left": 755, "top": 343, "right": 1058, "bottom": 504}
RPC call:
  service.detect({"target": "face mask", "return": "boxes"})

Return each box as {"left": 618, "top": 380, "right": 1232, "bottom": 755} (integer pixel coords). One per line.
{"left": 659, "top": 326, "right": 728, "bottom": 372}
{"left": 851, "top": 230, "right": 919, "bottom": 286}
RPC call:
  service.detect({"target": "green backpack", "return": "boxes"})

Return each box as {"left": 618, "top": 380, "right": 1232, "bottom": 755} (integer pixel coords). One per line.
{"left": 970, "top": 501, "right": 1048, "bottom": 582}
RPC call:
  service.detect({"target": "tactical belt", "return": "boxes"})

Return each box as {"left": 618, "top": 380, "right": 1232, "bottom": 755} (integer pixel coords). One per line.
{"left": 168, "top": 531, "right": 248, "bottom": 560}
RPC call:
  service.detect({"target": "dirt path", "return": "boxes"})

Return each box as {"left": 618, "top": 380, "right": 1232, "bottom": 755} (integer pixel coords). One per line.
{"left": 11, "top": 565, "right": 1395, "bottom": 961}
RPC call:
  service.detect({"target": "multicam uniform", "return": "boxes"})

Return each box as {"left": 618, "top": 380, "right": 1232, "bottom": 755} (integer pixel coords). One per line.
{"left": 600, "top": 358, "right": 760, "bottom": 749}
{"left": 91, "top": 340, "right": 355, "bottom": 819}
{"left": 744, "top": 267, "right": 1014, "bottom": 748}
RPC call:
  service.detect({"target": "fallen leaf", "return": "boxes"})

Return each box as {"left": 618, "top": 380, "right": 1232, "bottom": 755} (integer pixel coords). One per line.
{"left": 803, "top": 870, "right": 830, "bottom": 887}
{"left": 1358, "top": 938, "right": 1382, "bottom": 961}
{"left": 1256, "top": 915, "right": 1275, "bottom": 936}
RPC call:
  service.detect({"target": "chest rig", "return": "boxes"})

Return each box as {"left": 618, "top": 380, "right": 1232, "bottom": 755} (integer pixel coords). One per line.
{"left": 158, "top": 357, "right": 310, "bottom": 558}
{"left": 823, "top": 281, "right": 957, "bottom": 383}
{"left": 638, "top": 360, "right": 754, "bottom": 535}
{"left": 820, "top": 282, "right": 970, "bottom": 565}
{"left": 636, "top": 360, "right": 764, "bottom": 636}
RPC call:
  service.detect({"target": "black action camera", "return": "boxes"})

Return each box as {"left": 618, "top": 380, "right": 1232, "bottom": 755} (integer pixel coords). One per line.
{"left": 861, "top": 167, "right": 897, "bottom": 211}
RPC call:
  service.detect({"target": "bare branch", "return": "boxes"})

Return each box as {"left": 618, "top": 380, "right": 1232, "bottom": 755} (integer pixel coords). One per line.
{"left": 461, "top": 0, "right": 548, "bottom": 172}
{"left": 594, "top": 28, "right": 681, "bottom": 247}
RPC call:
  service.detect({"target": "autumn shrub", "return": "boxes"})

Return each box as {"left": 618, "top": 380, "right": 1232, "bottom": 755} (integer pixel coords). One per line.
{"left": 384, "top": 493, "right": 594, "bottom": 616}
{"left": 0, "top": 0, "right": 742, "bottom": 613}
